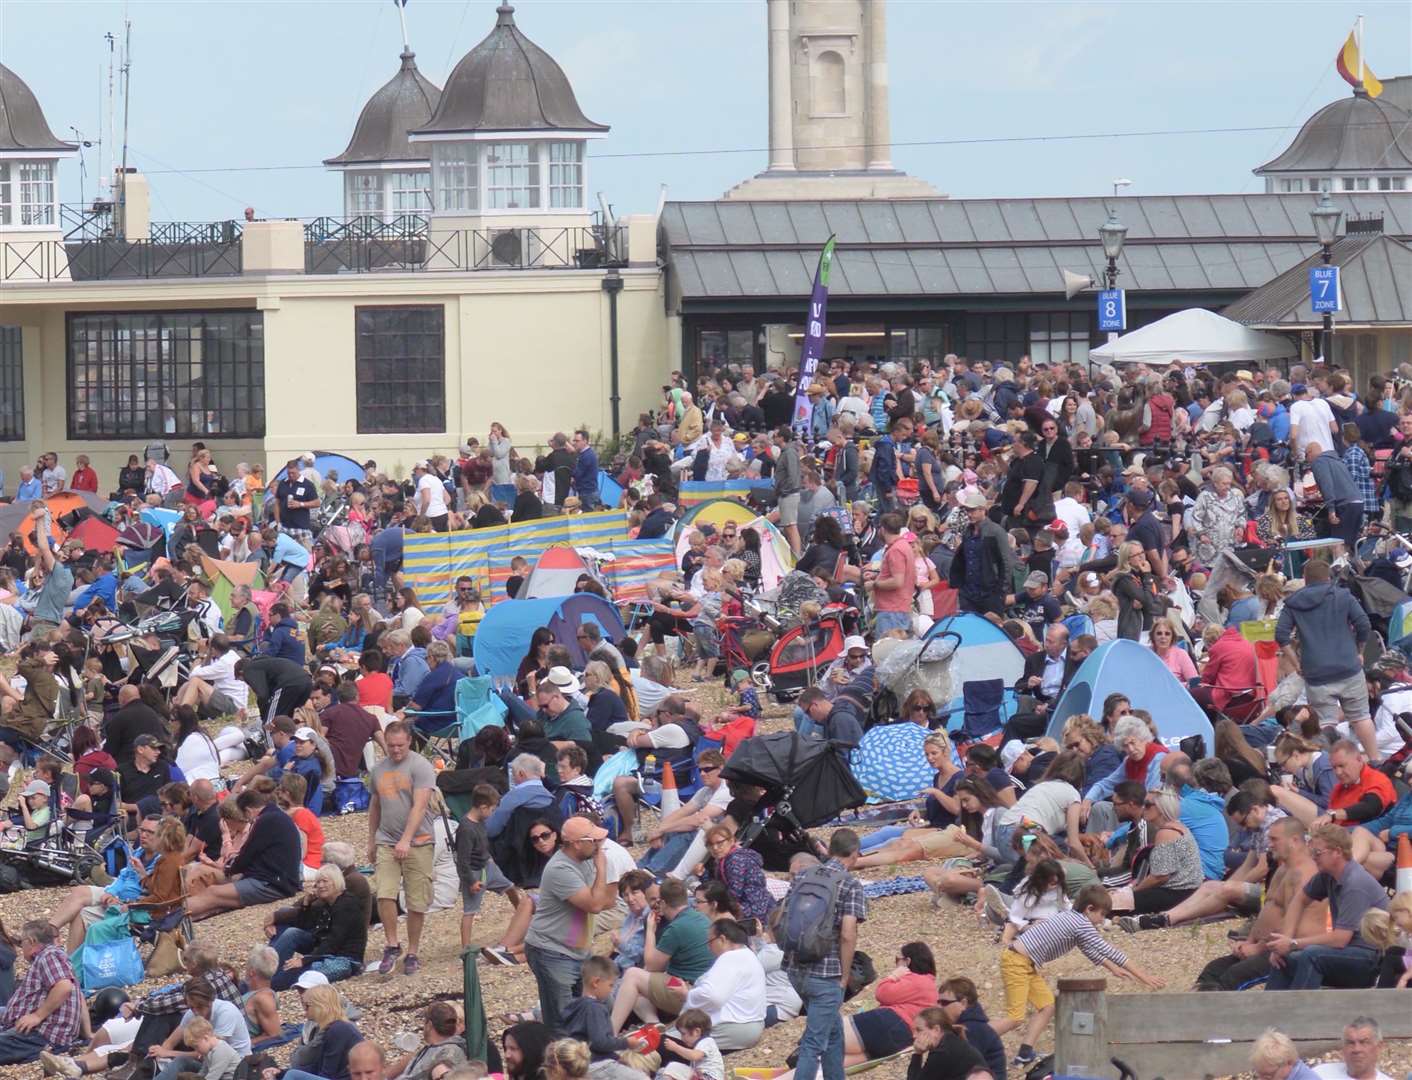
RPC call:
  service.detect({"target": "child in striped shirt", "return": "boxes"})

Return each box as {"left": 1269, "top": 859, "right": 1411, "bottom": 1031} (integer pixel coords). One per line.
{"left": 993, "top": 884, "right": 1164, "bottom": 1067}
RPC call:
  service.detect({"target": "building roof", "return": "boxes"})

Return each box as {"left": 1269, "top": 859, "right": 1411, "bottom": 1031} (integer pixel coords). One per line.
{"left": 411, "top": 3, "right": 607, "bottom": 139}
{"left": 1223, "top": 225, "right": 1412, "bottom": 327}
{"left": 660, "top": 193, "right": 1412, "bottom": 302}
{"left": 0, "top": 63, "right": 77, "bottom": 154}
{"left": 325, "top": 49, "right": 442, "bottom": 167}
{"left": 1254, "top": 90, "right": 1412, "bottom": 175}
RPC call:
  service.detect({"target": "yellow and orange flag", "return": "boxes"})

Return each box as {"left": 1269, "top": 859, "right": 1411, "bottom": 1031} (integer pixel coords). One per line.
{"left": 1336, "top": 27, "right": 1383, "bottom": 97}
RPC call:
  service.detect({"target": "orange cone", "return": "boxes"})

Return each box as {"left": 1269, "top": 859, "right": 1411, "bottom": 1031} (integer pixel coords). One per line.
{"left": 1397, "top": 834, "right": 1412, "bottom": 896}
{"left": 659, "top": 759, "right": 681, "bottom": 814}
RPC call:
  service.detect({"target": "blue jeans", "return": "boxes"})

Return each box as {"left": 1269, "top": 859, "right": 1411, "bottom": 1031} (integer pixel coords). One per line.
{"left": 0, "top": 1028, "right": 48, "bottom": 1064}
{"left": 859, "top": 825, "right": 906, "bottom": 854}
{"left": 873, "top": 610, "right": 912, "bottom": 637}
{"left": 525, "top": 943, "right": 582, "bottom": 1031}
{"left": 270, "top": 926, "right": 316, "bottom": 968}
{"left": 1239, "top": 718, "right": 1283, "bottom": 750}
{"left": 497, "top": 687, "right": 538, "bottom": 729}
{"left": 793, "top": 974, "right": 846, "bottom": 1080}
{"left": 1265, "top": 944, "right": 1379, "bottom": 990}
{"left": 154, "top": 1056, "right": 200, "bottom": 1080}
{"left": 637, "top": 830, "right": 695, "bottom": 875}
{"left": 270, "top": 954, "right": 359, "bottom": 991}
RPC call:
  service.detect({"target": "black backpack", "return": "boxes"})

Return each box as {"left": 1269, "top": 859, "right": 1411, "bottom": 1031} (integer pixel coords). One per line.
{"left": 778, "top": 862, "right": 846, "bottom": 964}
{"left": 1389, "top": 458, "right": 1412, "bottom": 503}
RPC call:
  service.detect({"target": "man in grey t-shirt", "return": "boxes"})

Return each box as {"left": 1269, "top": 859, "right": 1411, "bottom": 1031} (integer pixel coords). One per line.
{"left": 368, "top": 721, "right": 436, "bottom": 977}
{"left": 523, "top": 816, "right": 618, "bottom": 1029}
{"left": 29, "top": 509, "right": 75, "bottom": 636}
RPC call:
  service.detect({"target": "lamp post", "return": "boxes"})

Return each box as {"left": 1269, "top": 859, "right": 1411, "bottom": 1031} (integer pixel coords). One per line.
{"left": 1310, "top": 192, "right": 1342, "bottom": 364}
{"left": 1098, "top": 213, "right": 1127, "bottom": 291}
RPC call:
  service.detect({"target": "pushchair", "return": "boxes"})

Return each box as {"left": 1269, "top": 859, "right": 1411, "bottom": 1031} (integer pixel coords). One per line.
{"left": 0, "top": 802, "right": 117, "bottom": 892}
{"left": 752, "top": 603, "right": 859, "bottom": 703}
{"left": 718, "top": 731, "right": 867, "bottom": 870}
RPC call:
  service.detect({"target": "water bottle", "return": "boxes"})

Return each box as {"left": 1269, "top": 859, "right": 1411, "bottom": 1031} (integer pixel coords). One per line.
{"left": 641, "top": 754, "right": 662, "bottom": 803}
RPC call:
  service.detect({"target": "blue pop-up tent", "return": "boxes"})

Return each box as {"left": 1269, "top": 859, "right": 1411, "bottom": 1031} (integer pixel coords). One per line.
{"left": 472, "top": 594, "right": 626, "bottom": 680}
{"left": 267, "top": 452, "right": 367, "bottom": 494}
{"left": 1045, "top": 639, "right": 1212, "bottom": 746}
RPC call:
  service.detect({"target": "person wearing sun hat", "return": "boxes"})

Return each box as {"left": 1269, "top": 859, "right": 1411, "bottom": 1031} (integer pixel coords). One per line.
{"left": 524, "top": 815, "right": 618, "bottom": 1030}
{"left": 538, "top": 667, "right": 591, "bottom": 751}
{"left": 947, "top": 487, "right": 1016, "bottom": 618}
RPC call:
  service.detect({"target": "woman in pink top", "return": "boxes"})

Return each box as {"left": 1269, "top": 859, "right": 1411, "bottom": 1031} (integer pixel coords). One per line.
{"left": 840, "top": 941, "right": 939, "bottom": 1065}
{"left": 1150, "top": 617, "right": 1197, "bottom": 683}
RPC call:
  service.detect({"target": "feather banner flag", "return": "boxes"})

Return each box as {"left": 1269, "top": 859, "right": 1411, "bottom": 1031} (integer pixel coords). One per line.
{"left": 1336, "top": 23, "right": 1383, "bottom": 98}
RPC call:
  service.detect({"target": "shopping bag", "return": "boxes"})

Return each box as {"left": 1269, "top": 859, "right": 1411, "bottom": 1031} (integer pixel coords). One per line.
{"left": 81, "top": 931, "right": 144, "bottom": 991}
{"left": 146, "top": 929, "right": 187, "bottom": 978}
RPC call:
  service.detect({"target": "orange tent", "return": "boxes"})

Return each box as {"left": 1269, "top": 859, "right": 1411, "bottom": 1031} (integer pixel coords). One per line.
{"left": 8, "top": 493, "right": 100, "bottom": 555}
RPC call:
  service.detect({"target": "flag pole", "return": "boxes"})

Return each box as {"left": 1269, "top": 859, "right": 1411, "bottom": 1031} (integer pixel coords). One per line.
{"left": 397, "top": 0, "right": 411, "bottom": 53}
{"left": 1357, "top": 13, "right": 1365, "bottom": 88}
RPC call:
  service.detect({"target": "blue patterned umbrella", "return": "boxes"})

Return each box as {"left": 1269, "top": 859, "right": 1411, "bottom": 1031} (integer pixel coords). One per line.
{"left": 849, "top": 722, "right": 935, "bottom": 802}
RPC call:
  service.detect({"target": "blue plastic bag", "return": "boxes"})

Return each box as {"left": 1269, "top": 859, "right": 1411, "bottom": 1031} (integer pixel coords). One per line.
{"left": 592, "top": 748, "right": 640, "bottom": 799}
{"left": 76, "top": 912, "right": 143, "bottom": 991}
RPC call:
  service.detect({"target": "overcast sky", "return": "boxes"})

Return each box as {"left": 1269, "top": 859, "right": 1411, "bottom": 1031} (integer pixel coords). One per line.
{"left": 5, "top": 0, "right": 1411, "bottom": 221}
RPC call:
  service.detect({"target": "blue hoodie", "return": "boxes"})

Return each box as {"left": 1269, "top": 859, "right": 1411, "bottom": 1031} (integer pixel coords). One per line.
{"left": 1180, "top": 786, "right": 1230, "bottom": 880}
{"left": 1274, "top": 581, "right": 1369, "bottom": 684}
{"left": 261, "top": 616, "right": 306, "bottom": 665}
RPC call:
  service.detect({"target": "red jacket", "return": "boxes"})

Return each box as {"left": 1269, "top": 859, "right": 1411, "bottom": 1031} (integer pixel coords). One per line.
{"left": 1202, "top": 626, "right": 1258, "bottom": 710}
{"left": 71, "top": 466, "right": 99, "bottom": 492}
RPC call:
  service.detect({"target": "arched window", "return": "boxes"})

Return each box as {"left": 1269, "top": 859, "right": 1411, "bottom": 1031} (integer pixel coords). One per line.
{"left": 813, "top": 50, "right": 845, "bottom": 115}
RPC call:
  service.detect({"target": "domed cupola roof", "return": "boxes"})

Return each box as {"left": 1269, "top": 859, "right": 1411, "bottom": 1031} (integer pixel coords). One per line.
{"left": 1255, "top": 91, "right": 1412, "bottom": 175}
{"left": 0, "top": 63, "right": 77, "bottom": 154}
{"left": 411, "top": 3, "right": 608, "bottom": 138}
{"left": 325, "top": 49, "right": 442, "bottom": 166}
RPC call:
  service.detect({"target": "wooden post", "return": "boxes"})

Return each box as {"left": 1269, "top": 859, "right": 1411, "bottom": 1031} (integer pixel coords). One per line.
{"left": 1056, "top": 977, "right": 1111, "bottom": 1078}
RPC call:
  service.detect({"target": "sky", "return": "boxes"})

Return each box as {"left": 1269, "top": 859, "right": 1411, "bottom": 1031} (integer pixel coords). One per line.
{"left": 3, "top": 0, "right": 1411, "bottom": 222}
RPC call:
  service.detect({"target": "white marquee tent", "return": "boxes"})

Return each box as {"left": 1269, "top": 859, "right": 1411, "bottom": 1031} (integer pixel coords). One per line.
{"left": 1089, "top": 308, "right": 1298, "bottom": 367}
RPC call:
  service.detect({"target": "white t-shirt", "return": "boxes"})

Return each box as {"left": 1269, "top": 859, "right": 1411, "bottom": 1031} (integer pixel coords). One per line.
{"left": 177, "top": 731, "right": 223, "bottom": 783}
{"left": 180, "top": 999, "right": 251, "bottom": 1057}
{"left": 1053, "top": 496, "right": 1092, "bottom": 536}
{"left": 684, "top": 946, "right": 767, "bottom": 1026}
{"left": 1290, "top": 398, "right": 1336, "bottom": 456}
{"left": 42, "top": 465, "right": 67, "bottom": 495}
{"left": 190, "top": 650, "right": 246, "bottom": 706}
{"left": 602, "top": 838, "right": 636, "bottom": 884}
{"left": 999, "top": 780, "right": 1081, "bottom": 833}
{"left": 1344, "top": 685, "right": 1412, "bottom": 758}
{"left": 1313, "top": 1064, "right": 1393, "bottom": 1080}
{"left": 417, "top": 473, "right": 448, "bottom": 517}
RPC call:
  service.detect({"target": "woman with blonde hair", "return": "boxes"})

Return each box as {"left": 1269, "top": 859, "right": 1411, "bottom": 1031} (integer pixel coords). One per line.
{"left": 1149, "top": 617, "right": 1196, "bottom": 682}
{"left": 1087, "top": 594, "right": 1119, "bottom": 643}
{"left": 542, "top": 1039, "right": 591, "bottom": 1080}
{"left": 854, "top": 732, "right": 972, "bottom": 868}
{"left": 1246, "top": 1028, "right": 1319, "bottom": 1079}
{"left": 489, "top": 422, "right": 514, "bottom": 486}
{"left": 1253, "top": 488, "right": 1313, "bottom": 546}
{"left": 1361, "top": 892, "right": 1412, "bottom": 988}
{"left": 265, "top": 863, "right": 367, "bottom": 988}
{"left": 1060, "top": 713, "right": 1122, "bottom": 790}
{"left": 282, "top": 984, "right": 363, "bottom": 1080}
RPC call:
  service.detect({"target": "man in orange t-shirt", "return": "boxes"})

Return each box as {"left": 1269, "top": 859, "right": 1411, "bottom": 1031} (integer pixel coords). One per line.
{"left": 867, "top": 512, "right": 915, "bottom": 638}
{"left": 1324, "top": 739, "right": 1395, "bottom": 828}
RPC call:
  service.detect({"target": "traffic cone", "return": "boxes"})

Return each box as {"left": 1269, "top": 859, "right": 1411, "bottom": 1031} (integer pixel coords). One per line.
{"left": 1397, "top": 834, "right": 1412, "bottom": 896}
{"left": 659, "top": 759, "right": 681, "bottom": 815}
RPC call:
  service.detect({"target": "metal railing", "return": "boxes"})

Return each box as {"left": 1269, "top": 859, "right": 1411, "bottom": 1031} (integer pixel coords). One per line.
{"left": 1, "top": 237, "right": 243, "bottom": 282}
{"left": 304, "top": 219, "right": 626, "bottom": 274}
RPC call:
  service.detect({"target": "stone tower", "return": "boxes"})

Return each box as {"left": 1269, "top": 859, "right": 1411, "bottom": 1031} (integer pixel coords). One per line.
{"left": 726, "top": 0, "right": 938, "bottom": 199}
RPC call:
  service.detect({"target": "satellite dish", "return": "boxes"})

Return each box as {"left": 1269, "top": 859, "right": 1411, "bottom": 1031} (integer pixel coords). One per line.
{"left": 1063, "top": 269, "right": 1096, "bottom": 300}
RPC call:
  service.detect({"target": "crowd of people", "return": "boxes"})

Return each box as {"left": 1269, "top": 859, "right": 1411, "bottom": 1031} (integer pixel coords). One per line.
{"left": 0, "top": 349, "right": 1411, "bottom": 1080}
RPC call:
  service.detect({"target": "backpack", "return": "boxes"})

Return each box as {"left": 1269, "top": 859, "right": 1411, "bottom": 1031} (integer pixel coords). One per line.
{"left": 1388, "top": 457, "right": 1412, "bottom": 503}
{"left": 778, "top": 862, "right": 846, "bottom": 964}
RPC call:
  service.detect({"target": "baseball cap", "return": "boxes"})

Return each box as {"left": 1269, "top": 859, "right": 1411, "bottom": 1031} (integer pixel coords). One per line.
{"left": 1080, "top": 571, "right": 1101, "bottom": 589}
{"left": 294, "top": 970, "right": 330, "bottom": 990}
{"left": 133, "top": 734, "right": 161, "bottom": 749}
{"left": 1044, "top": 518, "right": 1066, "bottom": 532}
{"left": 293, "top": 726, "right": 318, "bottom": 742}
{"left": 561, "top": 816, "right": 609, "bottom": 843}
{"left": 1001, "top": 740, "right": 1027, "bottom": 771}
{"left": 413, "top": 459, "right": 430, "bottom": 470}
{"left": 1290, "top": 383, "right": 1307, "bottom": 396}
{"left": 1024, "top": 571, "right": 1049, "bottom": 589}
{"left": 844, "top": 635, "right": 868, "bottom": 655}
{"left": 22, "top": 778, "right": 50, "bottom": 798}
{"left": 1127, "top": 489, "right": 1155, "bottom": 509}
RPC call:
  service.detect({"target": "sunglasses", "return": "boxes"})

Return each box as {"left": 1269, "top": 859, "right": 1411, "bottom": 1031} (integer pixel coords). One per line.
{"left": 699, "top": 765, "right": 721, "bottom": 774}
{"left": 530, "top": 831, "right": 555, "bottom": 843}
{"left": 936, "top": 997, "right": 958, "bottom": 1007}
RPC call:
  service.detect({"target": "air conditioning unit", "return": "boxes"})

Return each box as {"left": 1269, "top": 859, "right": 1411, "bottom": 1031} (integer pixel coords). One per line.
{"left": 487, "top": 227, "right": 551, "bottom": 268}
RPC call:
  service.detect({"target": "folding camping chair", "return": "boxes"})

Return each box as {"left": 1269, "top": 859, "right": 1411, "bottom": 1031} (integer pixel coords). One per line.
{"left": 405, "top": 675, "right": 507, "bottom": 761}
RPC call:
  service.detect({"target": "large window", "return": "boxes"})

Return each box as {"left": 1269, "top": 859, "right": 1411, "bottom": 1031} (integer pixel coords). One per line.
{"left": 348, "top": 172, "right": 384, "bottom": 217}
{"left": 485, "top": 143, "right": 539, "bottom": 209}
{"left": 0, "top": 161, "right": 57, "bottom": 226}
{"left": 698, "top": 329, "right": 755, "bottom": 367}
{"left": 1029, "top": 312, "right": 1093, "bottom": 365}
{"left": 962, "top": 313, "right": 1029, "bottom": 364}
{"left": 67, "top": 311, "right": 265, "bottom": 438}
{"left": 1378, "top": 177, "right": 1408, "bottom": 191}
{"left": 433, "top": 143, "right": 477, "bottom": 211}
{"left": 355, "top": 306, "right": 445, "bottom": 434}
{"left": 0, "top": 327, "right": 24, "bottom": 441}
{"left": 548, "top": 143, "right": 583, "bottom": 209}
{"left": 390, "top": 170, "right": 431, "bottom": 213}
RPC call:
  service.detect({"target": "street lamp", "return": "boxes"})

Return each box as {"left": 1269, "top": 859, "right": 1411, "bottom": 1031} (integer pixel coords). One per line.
{"left": 1098, "top": 213, "right": 1127, "bottom": 289}
{"left": 1310, "top": 192, "right": 1342, "bottom": 363}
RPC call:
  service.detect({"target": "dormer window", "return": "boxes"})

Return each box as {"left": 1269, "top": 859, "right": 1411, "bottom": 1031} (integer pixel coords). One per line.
{"left": 429, "top": 140, "right": 586, "bottom": 213}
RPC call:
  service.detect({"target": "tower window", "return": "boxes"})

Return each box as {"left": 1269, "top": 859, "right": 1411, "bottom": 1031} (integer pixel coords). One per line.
{"left": 813, "top": 50, "right": 846, "bottom": 115}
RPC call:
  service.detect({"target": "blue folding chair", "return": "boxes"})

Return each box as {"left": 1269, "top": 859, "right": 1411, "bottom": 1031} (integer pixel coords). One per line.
{"left": 405, "top": 676, "right": 507, "bottom": 760}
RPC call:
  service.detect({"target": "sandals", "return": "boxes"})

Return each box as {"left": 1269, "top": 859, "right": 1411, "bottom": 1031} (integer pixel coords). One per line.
{"left": 500, "top": 1010, "right": 538, "bottom": 1025}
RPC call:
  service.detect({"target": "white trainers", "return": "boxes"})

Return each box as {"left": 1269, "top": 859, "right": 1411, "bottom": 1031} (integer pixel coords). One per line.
{"left": 40, "top": 1052, "right": 82, "bottom": 1078}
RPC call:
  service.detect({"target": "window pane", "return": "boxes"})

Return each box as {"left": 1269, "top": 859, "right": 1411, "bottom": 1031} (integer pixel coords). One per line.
{"left": 390, "top": 170, "right": 431, "bottom": 212}
{"left": 548, "top": 142, "right": 583, "bottom": 209}
{"left": 434, "top": 144, "right": 477, "bottom": 211}
{"left": 18, "top": 161, "right": 54, "bottom": 225}
{"left": 67, "top": 312, "right": 264, "bottom": 438}
{"left": 355, "top": 306, "right": 445, "bottom": 433}
{"left": 0, "top": 163, "right": 10, "bottom": 226}
{"left": 485, "top": 142, "right": 539, "bottom": 209}
{"left": 348, "top": 173, "right": 384, "bottom": 216}
{"left": 0, "top": 326, "right": 24, "bottom": 441}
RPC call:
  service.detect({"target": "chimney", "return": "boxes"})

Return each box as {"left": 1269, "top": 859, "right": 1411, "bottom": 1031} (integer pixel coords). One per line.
{"left": 117, "top": 168, "right": 151, "bottom": 241}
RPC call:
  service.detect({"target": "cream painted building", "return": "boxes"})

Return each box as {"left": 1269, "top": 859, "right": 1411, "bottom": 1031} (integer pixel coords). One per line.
{"left": 0, "top": 6, "right": 677, "bottom": 487}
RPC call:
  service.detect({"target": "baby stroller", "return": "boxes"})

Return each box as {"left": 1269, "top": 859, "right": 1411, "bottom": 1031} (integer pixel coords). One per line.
{"left": 719, "top": 731, "right": 867, "bottom": 871}
{"left": 0, "top": 802, "right": 116, "bottom": 893}
{"left": 752, "top": 602, "right": 857, "bottom": 703}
